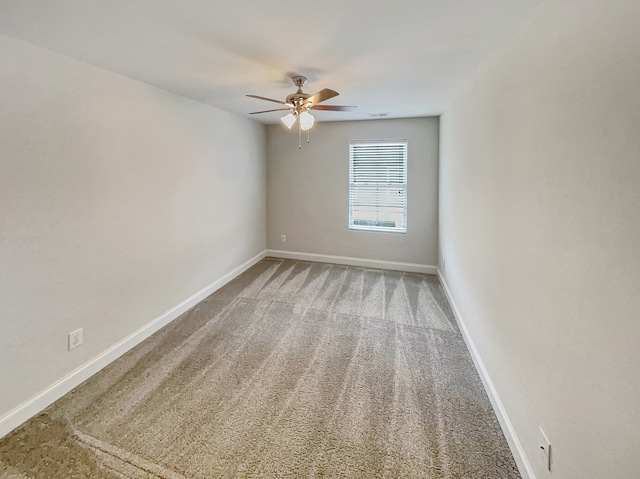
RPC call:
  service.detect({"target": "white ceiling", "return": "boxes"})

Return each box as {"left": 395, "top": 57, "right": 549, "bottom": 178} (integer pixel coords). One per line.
{"left": 0, "top": 0, "right": 540, "bottom": 124}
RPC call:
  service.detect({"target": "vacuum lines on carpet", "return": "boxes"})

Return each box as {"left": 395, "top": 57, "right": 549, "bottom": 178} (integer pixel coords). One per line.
{"left": 0, "top": 258, "right": 520, "bottom": 478}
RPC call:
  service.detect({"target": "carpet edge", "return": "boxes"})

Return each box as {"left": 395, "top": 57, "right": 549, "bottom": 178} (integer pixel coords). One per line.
{"left": 437, "top": 269, "right": 536, "bottom": 479}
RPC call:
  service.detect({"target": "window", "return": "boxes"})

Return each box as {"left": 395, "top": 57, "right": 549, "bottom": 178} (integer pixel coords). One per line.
{"left": 349, "top": 140, "right": 407, "bottom": 233}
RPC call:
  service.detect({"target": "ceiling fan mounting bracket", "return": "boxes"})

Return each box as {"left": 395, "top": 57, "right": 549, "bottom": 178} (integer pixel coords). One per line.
{"left": 291, "top": 75, "right": 308, "bottom": 88}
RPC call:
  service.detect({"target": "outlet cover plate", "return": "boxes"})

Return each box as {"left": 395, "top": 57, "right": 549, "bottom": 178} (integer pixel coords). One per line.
{"left": 68, "top": 328, "right": 83, "bottom": 351}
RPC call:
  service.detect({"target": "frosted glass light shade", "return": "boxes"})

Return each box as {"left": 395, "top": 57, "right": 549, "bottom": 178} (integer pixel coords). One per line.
{"left": 281, "top": 113, "right": 296, "bottom": 129}
{"left": 299, "top": 111, "right": 315, "bottom": 131}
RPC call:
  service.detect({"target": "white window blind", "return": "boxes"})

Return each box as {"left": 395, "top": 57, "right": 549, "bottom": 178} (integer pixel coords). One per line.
{"left": 349, "top": 140, "right": 407, "bottom": 233}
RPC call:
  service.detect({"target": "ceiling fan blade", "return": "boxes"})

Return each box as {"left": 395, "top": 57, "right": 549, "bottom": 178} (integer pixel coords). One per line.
{"left": 246, "top": 94, "right": 291, "bottom": 106}
{"left": 310, "top": 105, "right": 357, "bottom": 111}
{"left": 305, "top": 88, "right": 339, "bottom": 106}
{"left": 249, "top": 108, "right": 293, "bottom": 114}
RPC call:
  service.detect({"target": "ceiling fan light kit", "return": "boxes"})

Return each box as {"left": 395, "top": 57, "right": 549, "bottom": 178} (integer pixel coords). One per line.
{"left": 247, "top": 75, "right": 356, "bottom": 148}
{"left": 299, "top": 111, "right": 315, "bottom": 131}
{"left": 281, "top": 112, "right": 297, "bottom": 129}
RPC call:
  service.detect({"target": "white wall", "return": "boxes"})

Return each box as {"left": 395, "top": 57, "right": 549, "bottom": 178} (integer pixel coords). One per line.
{"left": 267, "top": 117, "right": 439, "bottom": 267}
{"left": 0, "top": 34, "right": 266, "bottom": 426}
{"left": 439, "top": 1, "right": 640, "bottom": 478}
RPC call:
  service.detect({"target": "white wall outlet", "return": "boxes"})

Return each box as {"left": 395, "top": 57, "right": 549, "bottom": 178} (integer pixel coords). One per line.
{"left": 68, "top": 328, "right": 83, "bottom": 351}
{"left": 280, "top": 234, "right": 287, "bottom": 243}
{"left": 539, "top": 427, "right": 552, "bottom": 472}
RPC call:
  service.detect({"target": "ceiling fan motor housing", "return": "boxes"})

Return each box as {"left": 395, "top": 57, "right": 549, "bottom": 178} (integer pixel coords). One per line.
{"left": 286, "top": 93, "right": 310, "bottom": 106}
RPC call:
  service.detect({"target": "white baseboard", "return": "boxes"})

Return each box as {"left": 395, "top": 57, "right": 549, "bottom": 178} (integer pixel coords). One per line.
{"left": 0, "top": 250, "right": 267, "bottom": 440}
{"left": 437, "top": 270, "right": 535, "bottom": 479}
{"left": 266, "top": 249, "right": 437, "bottom": 275}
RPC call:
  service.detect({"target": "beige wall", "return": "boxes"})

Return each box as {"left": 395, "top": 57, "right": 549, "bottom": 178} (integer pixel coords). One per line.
{"left": 439, "top": 1, "right": 640, "bottom": 478}
{"left": 267, "top": 117, "right": 439, "bottom": 266}
{"left": 0, "top": 35, "right": 266, "bottom": 419}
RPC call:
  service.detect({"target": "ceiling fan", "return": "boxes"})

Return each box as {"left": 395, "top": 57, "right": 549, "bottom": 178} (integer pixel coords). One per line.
{"left": 247, "top": 75, "right": 356, "bottom": 132}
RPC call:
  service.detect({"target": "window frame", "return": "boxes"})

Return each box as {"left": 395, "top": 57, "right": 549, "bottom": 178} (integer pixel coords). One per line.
{"left": 348, "top": 139, "right": 408, "bottom": 234}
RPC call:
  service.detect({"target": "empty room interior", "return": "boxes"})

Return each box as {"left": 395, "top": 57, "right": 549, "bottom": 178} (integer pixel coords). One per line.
{"left": 1, "top": 1, "right": 638, "bottom": 478}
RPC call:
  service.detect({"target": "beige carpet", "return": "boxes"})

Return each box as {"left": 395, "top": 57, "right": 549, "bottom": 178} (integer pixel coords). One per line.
{"left": 0, "top": 258, "right": 520, "bottom": 478}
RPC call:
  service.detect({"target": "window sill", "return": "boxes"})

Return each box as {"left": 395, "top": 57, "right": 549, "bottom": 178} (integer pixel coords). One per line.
{"left": 348, "top": 225, "right": 407, "bottom": 234}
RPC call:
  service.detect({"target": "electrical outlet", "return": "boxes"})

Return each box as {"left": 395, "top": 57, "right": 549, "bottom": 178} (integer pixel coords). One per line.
{"left": 280, "top": 234, "right": 287, "bottom": 243}
{"left": 68, "top": 328, "right": 83, "bottom": 351}
{"left": 539, "top": 427, "right": 552, "bottom": 472}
